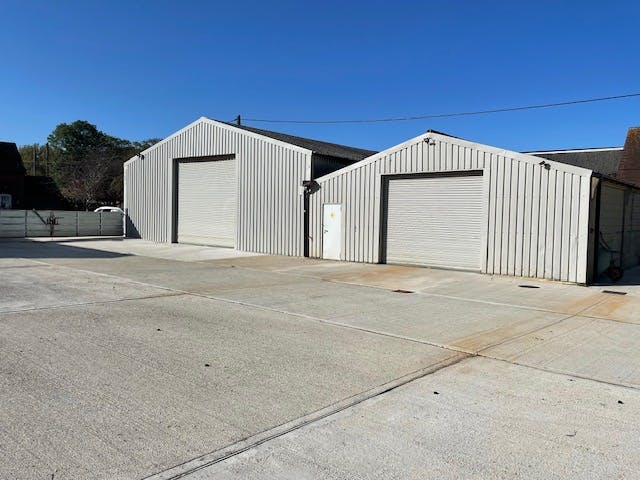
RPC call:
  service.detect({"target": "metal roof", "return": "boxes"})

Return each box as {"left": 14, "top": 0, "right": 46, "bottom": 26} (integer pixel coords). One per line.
{"left": 224, "top": 122, "right": 377, "bottom": 162}
{"left": 525, "top": 147, "right": 623, "bottom": 177}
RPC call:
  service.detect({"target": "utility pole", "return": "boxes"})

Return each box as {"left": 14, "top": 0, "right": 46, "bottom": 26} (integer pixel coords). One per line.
{"left": 235, "top": 115, "right": 241, "bottom": 126}
{"left": 33, "top": 143, "right": 38, "bottom": 175}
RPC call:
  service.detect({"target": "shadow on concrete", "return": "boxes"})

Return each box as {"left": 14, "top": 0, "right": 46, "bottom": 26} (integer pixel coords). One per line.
{"left": 595, "top": 265, "right": 640, "bottom": 287}
{"left": 0, "top": 238, "right": 130, "bottom": 259}
{"left": 31, "top": 236, "right": 125, "bottom": 244}
{"left": 125, "top": 216, "right": 141, "bottom": 239}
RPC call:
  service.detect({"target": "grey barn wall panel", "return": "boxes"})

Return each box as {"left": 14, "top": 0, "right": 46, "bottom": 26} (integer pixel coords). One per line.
{"left": 124, "top": 118, "right": 313, "bottom": 256}
{"left": 309, "top": 132, "right": 593, "bottom": 284}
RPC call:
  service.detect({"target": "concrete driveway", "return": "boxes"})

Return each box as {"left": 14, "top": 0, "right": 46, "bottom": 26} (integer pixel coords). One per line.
{"left": 1, "top": 238, "right": 638, "bottom": 479}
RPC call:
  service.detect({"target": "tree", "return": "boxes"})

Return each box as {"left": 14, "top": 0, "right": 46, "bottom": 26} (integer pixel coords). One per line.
{"left": 106, "top": 139, "right": 159, "bottom": 202}
{"left": 19, "top": 144, "right": 61, "bottom": 177}
{"left": 43, "top": 121, "right": 158, "bottom": 209}
{"left": 47, "top": 121, "right": 118, "bottom": 196}
{"left": 60, "top": 151, "right": 111, "bottom": 210}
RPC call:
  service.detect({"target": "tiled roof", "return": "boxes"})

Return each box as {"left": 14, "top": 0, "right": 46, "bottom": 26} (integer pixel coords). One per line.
{"left": 225, "top": 123, "right": 377, "bottom": 162}
{"left": 526, "top": 148, "right": 623, "bottom": 176}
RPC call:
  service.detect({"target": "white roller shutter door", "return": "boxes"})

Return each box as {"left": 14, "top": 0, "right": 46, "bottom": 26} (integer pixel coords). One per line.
{"left": 385, "top": 174, "right": 484, "bottom": 271}
{"left": 177, "top": 159, "right": 236, "bottom": 247}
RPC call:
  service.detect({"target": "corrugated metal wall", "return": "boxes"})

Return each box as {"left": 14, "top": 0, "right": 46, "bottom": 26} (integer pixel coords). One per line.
{"left": 309, "top": 132, "right": 593, "bottom": 284}
{"left": 124, "top": 118, "right": 312, "bottom": 256}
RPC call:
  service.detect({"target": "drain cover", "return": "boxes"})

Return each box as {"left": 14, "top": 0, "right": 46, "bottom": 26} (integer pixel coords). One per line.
{"left": 518, "top": 285, "right": 540, "bottom": 289}
{"left": 393, "top": 289, "right": 414, "bottom": 294}
{"left": 602, "top": 290, "right": 627, "bottom": 295}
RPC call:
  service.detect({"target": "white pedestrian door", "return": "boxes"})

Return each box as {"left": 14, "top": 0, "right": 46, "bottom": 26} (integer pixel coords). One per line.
{"left": 322, "top": 204, "right": 342, "bottom": 260}
{"left": 384, "top": 174, "right": 484, "bottom": 271}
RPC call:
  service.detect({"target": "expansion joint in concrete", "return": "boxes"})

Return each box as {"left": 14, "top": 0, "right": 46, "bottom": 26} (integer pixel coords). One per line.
{"left": 142, "top": 353, "right": 469, "bottom": 480}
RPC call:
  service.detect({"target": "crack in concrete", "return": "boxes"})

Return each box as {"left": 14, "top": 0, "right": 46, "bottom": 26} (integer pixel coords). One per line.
{"left": 0, "top": 292, "right": 185, "bottom": 317}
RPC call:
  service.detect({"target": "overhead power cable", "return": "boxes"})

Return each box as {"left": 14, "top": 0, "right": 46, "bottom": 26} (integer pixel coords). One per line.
{"left": 243, "top": 92, "right": 640, "bottom": 125}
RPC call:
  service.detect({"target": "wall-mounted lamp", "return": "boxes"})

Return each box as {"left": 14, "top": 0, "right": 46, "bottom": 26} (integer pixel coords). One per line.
{"left": 424, "top": 138, "right": 436, "bottom": 146}
{"left": 137, "top": 153, "right": 145, "bottom": 160}
{"left": 302, "top": 180, "right": 319, "bottom": 193}
{"left": 538, "top": 160, "right": 551, "bottom": 170}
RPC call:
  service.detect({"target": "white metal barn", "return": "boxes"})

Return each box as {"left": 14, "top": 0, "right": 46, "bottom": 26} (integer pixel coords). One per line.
{"left": 124, "top": 120, "right": 639, "bottom": 285}
{"left": 308, "top": 130, "right": 597, "bottom": 284}
{"left": 123, "top": 117, "right": 374, "bottom": 256}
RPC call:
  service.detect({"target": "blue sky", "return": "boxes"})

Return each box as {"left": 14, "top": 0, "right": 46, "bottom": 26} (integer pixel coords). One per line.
{"left": 1, "top": 0, "right": 639, "bottom": 152}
